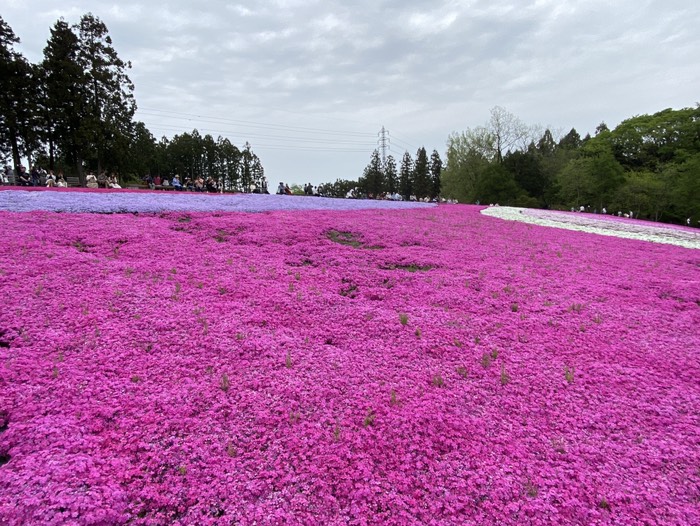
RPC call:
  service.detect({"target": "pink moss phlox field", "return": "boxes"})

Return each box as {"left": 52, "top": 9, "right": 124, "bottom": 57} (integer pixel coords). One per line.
{"left": 0, "top": 203, "right": 698, "bottom": 525}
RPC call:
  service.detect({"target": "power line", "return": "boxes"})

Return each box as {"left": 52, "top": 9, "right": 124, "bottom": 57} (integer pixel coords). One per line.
{"left": 144, "top": 123, "right": 376, "bottom": 145}
{"left": 137, "top": 107, "right": 374, "bottom": 138}
{"left": 140, "top": 106, "right": 425, "bottom": 157}
{"left": 145, "top": 126, "right": 372, "bottom": 153}
{"left": 391, "top": 134, "right": 419, "bottom": 151}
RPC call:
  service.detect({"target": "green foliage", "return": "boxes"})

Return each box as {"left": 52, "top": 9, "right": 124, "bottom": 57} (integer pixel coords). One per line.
{"left": 442, "top": 128, "right": 493, "bottom": 202}
{"left": 359, "top": 149, "right": 385, "bottom": 197}
{"left": 413, "top": 147, "right": 431, "bottom": 199}
{"left": 430, "top": 150, "right": 442, "bottom": 198}
{"left": 317, "top": 178, "right": 356, "bottom": 198}
{"left": 399, "top": 151, "right": 414, "bottom": 200}
{"left": 441, "top": 106, "right": 698, "bottom": 225}
{"left": 504, "top": 149, "right": 550, "bottom": 205}
{"left": 474, "top": 163, "right": 522, "bottom": 205}
{"left": 384, "top": 154, "right": 398, "bottom": 194}
{"left": 0, "top": 17, "right": 41, "bottom": 168}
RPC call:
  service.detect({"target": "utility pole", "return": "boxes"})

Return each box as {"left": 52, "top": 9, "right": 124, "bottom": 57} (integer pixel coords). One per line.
{"left": 378, "top": 126, "right": 390, "bottom": 166}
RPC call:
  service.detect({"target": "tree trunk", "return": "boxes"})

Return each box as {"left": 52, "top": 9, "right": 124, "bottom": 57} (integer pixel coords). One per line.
{"left": 9, "top": 127, "right": 21, "bottom": 172}
{"left": 76, "top": 152, "right": 85, "bottom": 187}
{"left": 49, "top": 136, "right": 55, "bottom": 171}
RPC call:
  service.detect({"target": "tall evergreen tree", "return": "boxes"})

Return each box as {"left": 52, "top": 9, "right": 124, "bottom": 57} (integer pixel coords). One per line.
{"left": 75, "top": 13, "right": 136, "bottom": 178}
{"left": 41, "top": 19, "right": 85, "bottom": 174}
{"left": 42, "top": 14, "right": 135, "bottom": 184}
{"left": 413, "top": 147, "right": 431, "bottom": 199}
{"left": 240, "top": 141, "right": 255, "bottom": 191}
{"left": 399, "top": 151, "right": 413, "bottom": 199}
{"left": 360, "top": 149, "right": 384, "bottom": 197}
{"left": 557, "top": 128, "right": 582, "bottom": 150}
{"left": 536, "top": 129, "right": 556, "bottom": 156}
{"left": 429, "top": 150, "right": 442, "bottom": 199}
{"left": 0, "top": 17, "right": 39, "bottom": 170}
{"left": 384, "top": 154, "right": 398, "bottom": 194}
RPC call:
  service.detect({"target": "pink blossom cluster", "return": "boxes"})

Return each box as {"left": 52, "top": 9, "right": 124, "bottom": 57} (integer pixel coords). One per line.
{"left": 0, "top": 200, "right": 698, "bottom": 525}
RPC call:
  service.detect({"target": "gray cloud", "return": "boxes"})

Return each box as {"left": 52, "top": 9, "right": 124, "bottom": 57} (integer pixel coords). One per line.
{"left": 3, "top": 0, "right": 699, "bottom": 185}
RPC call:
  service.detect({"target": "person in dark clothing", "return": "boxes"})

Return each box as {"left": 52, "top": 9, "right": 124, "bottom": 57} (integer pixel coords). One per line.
{"left": 18, "top": 166, "right": 31, "bottom": 186}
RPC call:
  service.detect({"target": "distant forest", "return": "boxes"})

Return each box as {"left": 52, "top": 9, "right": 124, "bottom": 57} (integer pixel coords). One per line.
{"left": 442, "top": 106, "right": 700, "bottom": 224}
{"left": 0, "top": 14, "right": 265, "bottom": 190}
{"left": 328, "top": 106, "right": 698, "bottom": 224}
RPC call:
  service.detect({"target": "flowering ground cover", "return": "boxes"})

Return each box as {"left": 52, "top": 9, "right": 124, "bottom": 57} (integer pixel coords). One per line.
{"left": 0, "top": 194, "right": 698, "bottom": 525}
{"left": 0, "top": 188, "right": 435, "bottom": 213}
{"left": 482, "top": 207, "right": 700, "bottom": 249}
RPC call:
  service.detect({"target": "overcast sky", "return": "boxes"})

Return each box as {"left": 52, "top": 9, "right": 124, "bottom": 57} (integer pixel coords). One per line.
{"left": 4, "top": 0, "right": 699, "bottom": 186}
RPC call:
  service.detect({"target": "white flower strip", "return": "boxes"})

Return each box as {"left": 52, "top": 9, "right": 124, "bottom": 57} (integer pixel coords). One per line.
{"left": 481, "top": 207, "right": 700, "bottom": 250}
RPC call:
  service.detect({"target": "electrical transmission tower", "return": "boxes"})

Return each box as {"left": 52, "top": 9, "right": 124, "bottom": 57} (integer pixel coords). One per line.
{"left": 378, "top": 126, "right": 390, "bottom": 165}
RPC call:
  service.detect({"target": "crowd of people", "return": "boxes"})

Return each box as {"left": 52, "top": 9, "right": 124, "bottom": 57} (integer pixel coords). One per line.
{"left": 2, "top": 164, "right": 70, "bottom": 187}
{"left": 160, "top": 174, "right": 236, "bottom": 192}
{"left": 144, "top": 174, "right": 223, "bottom": 192}
{"left": 1, "top": 164, "right": 125, "bottom": 189}
{"left": 571, "top": 205, "right": 638, "bottom": 218}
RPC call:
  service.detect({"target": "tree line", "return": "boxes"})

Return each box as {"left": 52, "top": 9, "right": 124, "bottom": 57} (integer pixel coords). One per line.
{"left": 0, "top": 14, "right": 265, "bottom": 190}
{"left": 320, "top": 147, "right": 443, "bottom": 200}
{"left": 441, "top": 106, "right": 699, "bottom": 224}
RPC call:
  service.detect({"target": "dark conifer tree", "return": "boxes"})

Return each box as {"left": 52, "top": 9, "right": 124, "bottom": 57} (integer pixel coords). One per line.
{"left": 360, "top": 149, "right": 384, "bottom": 197}
{"left": 0, "top": 17, "right": 40, "bottom": 170}
{"left": 399, "top": 151, "right": 413, "bottom": 200}
{"left": 384, "top": 154, "right": 398, "bottom": 194}
{"left": 429, "top": 150, "right": 442, "bottom": 199}
{"left": 413, "top": 147, "right": 431, "bottom": 199}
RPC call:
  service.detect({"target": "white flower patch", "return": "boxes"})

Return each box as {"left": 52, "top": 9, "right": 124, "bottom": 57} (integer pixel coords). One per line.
{"left": 481, "top": 207, "right": 700, "bottom": 249}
